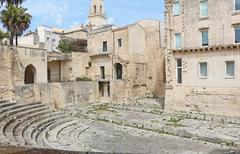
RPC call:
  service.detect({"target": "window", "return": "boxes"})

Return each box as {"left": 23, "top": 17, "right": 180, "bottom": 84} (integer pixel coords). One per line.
{"left": 226, "top": 61, "right": 235, "bottom": 77}
{"left": 201, "top": 29, "right": 209, "bottom": 46}
{"left": 99, "top": 83, "right": 104, "bottom": 97}
{"left": 199, "top": 62, "right": 208, "bottom": 77}
{"left": 200, "top": 0, "right": 208, "bottom": 17}
{"left": 235, "top": 0, "right": 240, "bottom": 11}
{"left": 100, "top": 66, "right": 105, "bottom": 79}
{"left": 118, "top": 39, "right": 122, "bottom": 47}
{"left": 176, "top": 59, "right": 182, "bottom": 84}
{"left": 173, "top": 0, "right": 180, "bottom": 16}
{"left": 175, "top": 33, "right": 181, "bottom": 48}
{"left": 115, "top": 63, "right": 123, "bottom": 79}
{"left": 52, "top": 39, "right": 56, "bottom": 46}
{"left": 107, "top": 84, "right": 110, "bottom": 97}
{"left": 235, "top": 25, "right": 240, "bottom": 43}
{"left": 103, "top": 41, "right": 108, "bottom": 52}
{"left": 100, "top": 5, "right": 102, "bottom": 14}
{"left": 94, "top": 5, "right": 97, "bottom": 13}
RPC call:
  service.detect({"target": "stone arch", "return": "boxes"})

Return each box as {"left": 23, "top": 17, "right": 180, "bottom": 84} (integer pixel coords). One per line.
{"left": 24, "top": 64, "right": 36, "bottom": 84}
{"left": 94, "top": 5, "right": 97, "bottom": 13}
{"left": 115, "top": 63, "right": 123, "bottom": 80}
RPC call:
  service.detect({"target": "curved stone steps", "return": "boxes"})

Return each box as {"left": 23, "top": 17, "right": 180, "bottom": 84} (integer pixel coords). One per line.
{"left": 0, "top": 100, "right": 8, "bottom": 104}
{"left": 0, "top": 102, "right": 42, "bottom": 116}
{"left": 47, "top": 120, "right": 78, "bottom": 142}
{"left": 23, "top": 113, "right": 68, "bottom": 146}
{"left": 40, "top": 119, "right": 78, "bottom": 149}
{"left": 34, "top": 117, "right": 75, "bottom": 147}
{"left": 4, "top": 106, "right": 49, "bottom": 143}
{"left": 14, "top": 111, "right": 61, "bottom": 144}
{"left": 66, "top": 124, "right": 90, "bottom": 151}
{"left": 36, "top": 119, "right": 74, "bottom": 148}
{"left": 51, "top": 119, "right": 91, "bottom": 151}
{"left": 0, "top": 102, "right": 17, "bottom": 109}
{"left": 0, "top": 103, "right": 45, "bottom": 129}
{"left": 0, "top": 104, "right": 47, "bottom": 142}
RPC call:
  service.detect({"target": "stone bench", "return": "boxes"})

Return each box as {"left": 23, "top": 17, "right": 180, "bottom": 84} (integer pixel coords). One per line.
{"left": 0, "top": 102, "right": 42, "bottom": 116}
{"left": 41, "top": 119, "right": 78, "bottom": 149}
{"left": 24, "top": 113, "right": 68, "bottom": 146}
{"left": 4, "top": 106, "right": 49, "bottom": 143}
{"left": 14, "top": 111, "right": 61, "bottom": 145}
{"left": 0, "top": 100, "right": 9, "bottom": 104}
{"left": 65, "top": 124, "right": 90, "bottom": 151}
{"left": 0, "top": 104, "right": 47, "bottom": 143}
{"left": 34, "top": 118, "right": 75, "bottom": 146}
{"left": 0, "top": 102, "right": 17, "bottom": 109}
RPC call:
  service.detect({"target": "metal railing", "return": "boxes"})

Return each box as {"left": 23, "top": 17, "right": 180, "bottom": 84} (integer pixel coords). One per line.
{"left": 89, "top": 47, "right": 113, "bottom": 55}
{"left": 47, "top": 52, "right": 72, "bottom": 61}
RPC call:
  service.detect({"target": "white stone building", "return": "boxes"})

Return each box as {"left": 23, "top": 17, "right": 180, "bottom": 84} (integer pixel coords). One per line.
{"left": 165, "top": 0, "right": 240, "bottom": 117}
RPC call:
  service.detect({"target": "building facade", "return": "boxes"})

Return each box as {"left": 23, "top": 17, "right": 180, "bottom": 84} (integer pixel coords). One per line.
{"left": 165, "top": 0, "right": 240, "bottom": 117}
{"left": 87, "top": 20, "right": 165, "bottom": 103}
{"left": 1, "top": 0, "right": 165, "bottom": 105}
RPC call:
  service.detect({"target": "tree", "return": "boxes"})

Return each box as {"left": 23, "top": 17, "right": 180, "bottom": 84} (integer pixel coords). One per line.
{"left": 1, "top": 4, "right": 32, "bottom": 45}
{"left": 0, "top": 0, "right": 24, "bottom": 6}
{"left": 57, "top": 39, "right": 73, "bottom": 53}
{"left": 0, "top": 29, "right": 9, "bottom": 43}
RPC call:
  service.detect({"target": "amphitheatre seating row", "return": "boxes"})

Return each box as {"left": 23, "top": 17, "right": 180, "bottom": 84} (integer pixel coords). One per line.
{"left": 0, "top": 100, "right": 89, "bottom": 151}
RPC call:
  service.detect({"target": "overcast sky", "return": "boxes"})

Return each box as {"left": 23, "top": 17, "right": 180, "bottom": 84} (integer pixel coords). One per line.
{"left": 22, "top": 0, "right": 164, "bottom": 30}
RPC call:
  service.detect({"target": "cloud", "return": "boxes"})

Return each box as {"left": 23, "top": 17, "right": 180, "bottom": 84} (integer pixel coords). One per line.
{"left": 24, "top": 0, "right": 69, "bottom": 26}
{"left": 107, "top": 17, "right": 114, "bottom": 24}
{"left": 70, "top": 21, "right": 79, "bottom": 29}
{"left": 22, "top": 0, "right": 164, "bottom": 30}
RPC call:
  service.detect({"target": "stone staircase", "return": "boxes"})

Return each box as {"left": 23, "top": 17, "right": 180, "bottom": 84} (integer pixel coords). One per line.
{"left": 0, "top": 100, "right": 90, "bottom": 151}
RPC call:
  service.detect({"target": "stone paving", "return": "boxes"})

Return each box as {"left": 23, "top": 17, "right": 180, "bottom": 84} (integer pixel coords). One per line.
{"left": 75, "top": 120, "right": 227, "bottom": 154}
{"left": 71, "top": 101, "right": 240, "bottom": 149}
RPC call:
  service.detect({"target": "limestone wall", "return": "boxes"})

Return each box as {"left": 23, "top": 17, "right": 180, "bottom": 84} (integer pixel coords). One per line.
{"left": 0, "top": 45, "right": 47, "bottom": 101}
{"left": 70, "top": 52, "right": 91, "bottom": 80}
{"left": 0, "top": 46, "right": 13, "bottom": 101}
{"left": 14, "top": 81, "right": 98, "bottom": 109}
{"left": 14, "top": 46, "right": 48, "bottom": 84}
{"left": 87, "top": 20, "right": 165, "bottom": 103}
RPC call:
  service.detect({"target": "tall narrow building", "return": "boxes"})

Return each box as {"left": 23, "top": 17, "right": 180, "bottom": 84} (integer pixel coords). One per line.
{"left": 88, "top": 0, "right": 107, "bottom": 27}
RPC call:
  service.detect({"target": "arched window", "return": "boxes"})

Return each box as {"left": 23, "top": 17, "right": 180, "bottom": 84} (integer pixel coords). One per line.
{"left": 100, "top": 5, "right": 102, "bottom": 14}
{"left": 94, "top": 5, "right": 97, "bottom": 14}
{"left": 24, "top": 64, "right": 36, "bottom": 84}
{"left": 115, "top": 63, "right": 123, "bottom": 80}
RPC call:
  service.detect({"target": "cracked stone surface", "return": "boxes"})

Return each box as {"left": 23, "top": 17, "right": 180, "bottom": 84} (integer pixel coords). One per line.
{"left": 71, "top": 103, "right": 240, "bottom": 149}
{"left": 75, "top": 120, "right": 226, "bottom": 154}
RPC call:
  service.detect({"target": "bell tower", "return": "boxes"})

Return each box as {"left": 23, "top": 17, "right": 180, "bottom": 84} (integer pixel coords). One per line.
{"left": 88, "top": 0, "right": 107, "bottom": 27}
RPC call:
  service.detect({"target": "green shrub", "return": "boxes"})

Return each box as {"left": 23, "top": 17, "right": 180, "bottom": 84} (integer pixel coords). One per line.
{"left": 76, "top": 77, "right": 92, "bottom": 81}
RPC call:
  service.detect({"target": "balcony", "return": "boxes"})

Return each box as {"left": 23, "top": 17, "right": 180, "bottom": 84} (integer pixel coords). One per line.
{"left": 95, "top": 75, "right": 111, "bottom": 82}
{"left": 89, "top": 47, "right": 113, "bottom": 60}
{"left": 47, "top": 52, "right": 72, "bottom": 61}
